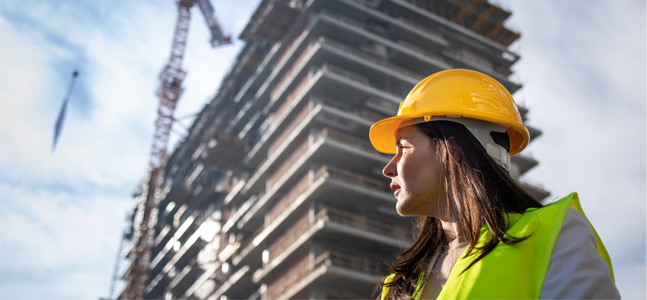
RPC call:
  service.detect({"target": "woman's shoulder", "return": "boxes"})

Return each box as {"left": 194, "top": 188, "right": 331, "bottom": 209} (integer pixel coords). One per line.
{"left": 540, "top": 208, "right": 620, "bottom": 299}
{"left": 556, "top": 207, "right": 596, "bottom": 248}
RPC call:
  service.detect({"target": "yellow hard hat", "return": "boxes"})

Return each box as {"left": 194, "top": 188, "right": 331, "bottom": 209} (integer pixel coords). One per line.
{"left": 369, "top": 69, "right": 529, "bottom": 156}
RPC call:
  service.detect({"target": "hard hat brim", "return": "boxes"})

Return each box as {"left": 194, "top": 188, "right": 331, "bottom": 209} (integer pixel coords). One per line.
{"left": 369, "top": 114, "right": 419, "bottom": 155}
{"left": 369, "top": 112, "right": 529, "bottom": 156}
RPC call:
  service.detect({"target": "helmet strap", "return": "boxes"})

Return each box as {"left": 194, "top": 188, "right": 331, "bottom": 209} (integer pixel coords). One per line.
{"left": 395, "top": 116, "right": 511, "bottom": 171}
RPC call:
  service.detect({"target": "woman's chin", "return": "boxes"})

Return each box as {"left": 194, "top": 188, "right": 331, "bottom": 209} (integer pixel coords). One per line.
{"left": 395, "top": 202, "right": 414, "bottom": 216}
{"left": 395, "top": 202, "right": 405, "bottom": 216}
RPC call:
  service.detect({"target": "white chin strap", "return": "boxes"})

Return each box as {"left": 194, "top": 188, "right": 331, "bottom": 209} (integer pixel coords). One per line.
{"left": 396, "top": 116, "right": 510, "bottom": 171}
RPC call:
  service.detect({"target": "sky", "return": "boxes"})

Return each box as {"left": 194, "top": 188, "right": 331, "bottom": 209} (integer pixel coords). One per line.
{"left": 0, "top": 0, "right": 644, "bottom": 299}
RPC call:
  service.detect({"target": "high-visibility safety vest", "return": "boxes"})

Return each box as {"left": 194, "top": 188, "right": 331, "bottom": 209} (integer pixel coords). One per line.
{"left": 380, "top": 193, "right": 614, "bottom": 300}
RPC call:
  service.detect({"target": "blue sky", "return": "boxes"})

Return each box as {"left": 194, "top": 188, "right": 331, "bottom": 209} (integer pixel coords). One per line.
{"left": 0, "top": 0, "right": 644, "bottom": 299}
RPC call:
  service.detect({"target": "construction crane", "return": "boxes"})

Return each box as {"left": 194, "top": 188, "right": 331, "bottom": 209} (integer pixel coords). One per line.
{"left": 121, "top": 1, "right": 231, "bottom": 299}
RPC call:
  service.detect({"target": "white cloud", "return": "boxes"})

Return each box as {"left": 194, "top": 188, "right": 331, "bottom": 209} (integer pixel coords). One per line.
{"left": 1, "top": 182, "right": 132, "bottom": 299}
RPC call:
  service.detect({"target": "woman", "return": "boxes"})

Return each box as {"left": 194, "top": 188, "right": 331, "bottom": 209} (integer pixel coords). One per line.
{"left": 369, "top": 69, "right": 620, "bottom": 299}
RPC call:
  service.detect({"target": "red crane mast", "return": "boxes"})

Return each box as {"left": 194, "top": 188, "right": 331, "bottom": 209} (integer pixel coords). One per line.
{"left": 122, "top": 1, "right": 230, "bottom": 299}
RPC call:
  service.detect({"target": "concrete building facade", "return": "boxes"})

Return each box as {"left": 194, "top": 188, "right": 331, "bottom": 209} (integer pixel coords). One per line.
{"left": 121, "top": 0, "right": 548, "bottom": 299}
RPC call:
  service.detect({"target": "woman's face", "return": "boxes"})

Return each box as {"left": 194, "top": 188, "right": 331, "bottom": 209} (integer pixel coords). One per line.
{"left": 382, "top": 125, "right": 448, "bottom": 219}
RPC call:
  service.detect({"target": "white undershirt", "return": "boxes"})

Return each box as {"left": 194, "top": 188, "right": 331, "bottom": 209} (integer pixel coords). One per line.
{"left": 420, "top": 208, "right": 621, "bottom": 299}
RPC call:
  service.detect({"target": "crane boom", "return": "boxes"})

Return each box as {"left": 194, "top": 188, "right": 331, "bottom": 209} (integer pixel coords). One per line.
{"left": 121, "top": 1, "right": 230, "bottom": 299}
{"left": 195, "top": 0, "right": 231, "bottom": 46}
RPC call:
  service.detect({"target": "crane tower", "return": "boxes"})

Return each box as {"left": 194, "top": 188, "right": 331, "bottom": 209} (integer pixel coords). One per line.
{"left": 121, "top": 1, "right": 230, "bottom": 299}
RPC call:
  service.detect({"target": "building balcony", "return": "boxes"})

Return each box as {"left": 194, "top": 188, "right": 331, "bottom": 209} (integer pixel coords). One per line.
{"left": 262, "top": 248, "right": 384, "bottom": 300}
{"left": 232, "top": 162, "right": 398, "bottom": 269}
{"left": 440, "top": 47, "right": 518, "bottom": 90}
{"left": 229, "top": 10, "right": 453, "bottom": 139}
{"left": 511, "top": 154, "right": 539, "bottom": 178}
{"left": 153, "top": 224, "right": 172, "bottom": 248}
{"left": 159, "top": 177, "right": 192, "bottom": 206}
{"left": 229, "top": 24, "right": 313, "bottom": 133}
{"left": 318, "top": 36, "right": 424, "bottom": 82}
{"left": 150, "top": 238, "right": 180, "bottom": 275}
{"left": 145, "top": 272, "right": 169, "bottom": 299}
{"left": 251, "top": 202, "right": 407, "bottom": 283}
{"left": 311, "top": 0, "right": 449, "bottom": 50}
{"left": 150, "top": 215, "right": 226, "bottom": 297}
{"left": 168, "top": 263, "right": 200, "bottom": 297}
{"left": 388, "top": 0, "right": 515, "bottom": 54}
{"left": 204, "top": 265, "right": 253, "bottom": 300}
{"left": 222, "top": 179, "right": 247, "bottom": 207}
{"left": 320, "top": 205, "right": 409, "bottom": 241}
{"left": 314, "top": 10, "right": 452, "bottom": 75}
{"left": 181, "top": 245, "right": 243, "bottom": 299}
{"left": 221, "top": 194, "right": 258, "bottom": 234}
{"left": 181, "top": 240, "right": 227, "bottom": 299}
{"left": 313, "top": 7, "right": 450, "bottom": 72}
{"left": 527, "top": 124, "right": 542, "bottom": 142}
{"left": 234, "top": 37, "right": 419, "bottom": 143}
{"left": 239, "top": 101, "right": 383, "bottom": 201}
{"left": 148, "top": 214, "right": 217, "bottom": 292}
{"left": 150, "top": 210, "right": 196, "bottom": 269}
{"left": 228, "top": 0, "right": 463, "bottom": 137}
{"left": 181, "top": 231, "right": 250, "bottom": 299}
{"left": 313, "top": 0, "right": 519, "bottom": 71}
{"left": 183, "top": 274, "right": 217, "bottom": 300}
{"left": 244, "top": 67, "right": 400, "bottom": 169}
{"left": 237, "top": 123, "right": 390, "bottom": 233}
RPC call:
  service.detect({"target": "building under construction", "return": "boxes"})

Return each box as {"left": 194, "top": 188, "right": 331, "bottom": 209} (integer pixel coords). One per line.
{"left": 120, "top": 0, "right": 548, "bottom": 299}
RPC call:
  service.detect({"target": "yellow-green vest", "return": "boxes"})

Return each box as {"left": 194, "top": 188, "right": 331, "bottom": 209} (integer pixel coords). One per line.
{"left": 380, "top": 193, "right": 614, "bottom": 300}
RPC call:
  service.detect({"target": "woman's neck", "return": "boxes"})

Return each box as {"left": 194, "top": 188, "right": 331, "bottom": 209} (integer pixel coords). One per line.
{"left": 441, "top": 219, "right": 461, "bottom": 241}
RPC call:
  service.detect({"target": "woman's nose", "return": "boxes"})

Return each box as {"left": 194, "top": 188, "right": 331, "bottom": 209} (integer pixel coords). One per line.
{"left": 383, "top": 156, "right": 397, "bottom": 178}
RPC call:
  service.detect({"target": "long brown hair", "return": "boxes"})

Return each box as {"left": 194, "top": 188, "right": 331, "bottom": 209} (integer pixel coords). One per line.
{"left": 378, "top": 121, "right": 542, "bottom": 299}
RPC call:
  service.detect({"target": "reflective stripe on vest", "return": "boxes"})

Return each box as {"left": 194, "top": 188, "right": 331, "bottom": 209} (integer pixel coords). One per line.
{"left": 380, "top": 193, "right": 614, "bottom": 300}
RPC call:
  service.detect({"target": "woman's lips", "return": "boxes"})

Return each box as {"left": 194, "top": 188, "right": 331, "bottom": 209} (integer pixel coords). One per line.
{"left": 390, "top": 184, "right": 401, "bottom": 196}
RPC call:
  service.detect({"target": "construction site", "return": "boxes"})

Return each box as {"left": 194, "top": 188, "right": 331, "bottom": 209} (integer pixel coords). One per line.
{"left": 118, "top": 0, "right": 549, "bottom": 299}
